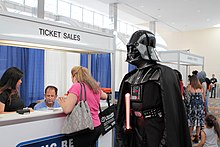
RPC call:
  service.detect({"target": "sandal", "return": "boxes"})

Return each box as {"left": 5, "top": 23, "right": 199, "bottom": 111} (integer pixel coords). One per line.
{"left": 192, "top": 135, "right": 199, "bottom": 143}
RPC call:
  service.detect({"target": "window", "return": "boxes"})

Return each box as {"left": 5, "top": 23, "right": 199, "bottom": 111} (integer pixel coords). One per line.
{"left": 119, "top": 21, "right": 127, "bottom": 34}
{"left": 127, "top": 25, "right": 134, "bottom": 35}
{"left": 9, "top": 0, "right": 24, "bottom": 5}
{"left": 25, "top": 0, "right": 37, "bottom": 8}
{"left": 58, "top": 0, "right": 70, "bottom": 17}
{"left": 94, "top": 13, "right": 102, "bottom": 27}
{"left": 103, "top": 15, "right": 110, "bottom": 29}
{"left": 45, "top": 0, "right": 57, "bottom": 14}
{"left": 83, "top": 9, "right": 93, "bottom": 24}
{"left": 71, "top": 5, "right": 82, "bottom": 21}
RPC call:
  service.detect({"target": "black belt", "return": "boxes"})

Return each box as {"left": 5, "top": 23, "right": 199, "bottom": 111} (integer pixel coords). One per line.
{"left": 134, "top": 107, "right": 163, "bottom": 119}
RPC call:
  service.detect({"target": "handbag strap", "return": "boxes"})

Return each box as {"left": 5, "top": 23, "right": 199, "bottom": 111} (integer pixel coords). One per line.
{"left": 80, "top": 83, "right": 87, "bottom": 102}
{"left": 99, "top": 104, "right": 102, "bottom": 112}
{"left": 106, "top": 94, "right": 111, "bottom": 107}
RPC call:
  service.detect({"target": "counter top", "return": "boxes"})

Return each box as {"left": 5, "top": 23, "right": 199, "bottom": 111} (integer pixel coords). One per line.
{"left": 0, "top": 103, "right": 111, "bottom": 127}
{"left": 0, "top": 108, "right": 66, "bottom": 126}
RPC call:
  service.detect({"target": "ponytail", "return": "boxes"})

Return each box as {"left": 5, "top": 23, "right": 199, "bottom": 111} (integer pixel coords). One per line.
{"left": 213, "top": 119, "right": 220, "bottom": 138}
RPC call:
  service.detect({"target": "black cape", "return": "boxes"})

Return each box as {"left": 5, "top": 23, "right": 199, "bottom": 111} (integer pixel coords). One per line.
{"left": 115, "top": 63, "right": 191, "bottom": 147}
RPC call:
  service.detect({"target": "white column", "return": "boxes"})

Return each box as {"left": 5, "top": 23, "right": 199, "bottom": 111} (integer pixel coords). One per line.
{"left": 109, "top": 3, "right": 117, "bottom": 102}
{"left": 149, "top": 21, "right": 156, "bottom": 34}
{"left": 109, "top": 3, "right": 118, "bottom": 30}
{"left": 109, "top": 3, "right": 117, "bottom": 147}
{"left": 37, "top": 0, "right": 44, "bottom": 18}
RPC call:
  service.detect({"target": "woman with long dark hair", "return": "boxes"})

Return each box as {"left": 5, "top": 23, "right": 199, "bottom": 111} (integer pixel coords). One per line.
{"left": 187, "top": 75, "right": 205, "bottom": 143}
{"left": 0, "top": 67, "right": 25, "bottom": 113}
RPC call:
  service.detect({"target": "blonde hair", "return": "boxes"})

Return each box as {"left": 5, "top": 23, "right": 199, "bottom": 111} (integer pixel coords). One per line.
{"left": 71, "top": 66, "right": 100, "bottom": 94}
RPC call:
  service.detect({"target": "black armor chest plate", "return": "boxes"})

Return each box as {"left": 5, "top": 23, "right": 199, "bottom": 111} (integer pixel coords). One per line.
{"left": 125, "top": 65, "right": 160, "bottom": 103}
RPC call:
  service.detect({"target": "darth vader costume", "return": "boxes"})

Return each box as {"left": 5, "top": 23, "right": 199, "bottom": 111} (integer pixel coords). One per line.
{"left": 115, "top": 30, "right": 191, "bottom": 147}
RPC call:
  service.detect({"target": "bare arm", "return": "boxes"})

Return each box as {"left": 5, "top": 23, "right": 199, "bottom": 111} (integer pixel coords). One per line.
{"left": 0, "top": 101, "right": 5, "bottom": 114}
{"left": 58, "top": 93, "right": 77, "bottom": 114}
{"left": 201, "top": 88, "right": 206, "bottom": 102}
{"left": 100, "top": 90, "right": 108, "bottom": 100}
{"left": 198, "top": 130, "right": 205, "bottom": 147}
{"left": 0, "top": 101, "right": 17, "bottom": 114}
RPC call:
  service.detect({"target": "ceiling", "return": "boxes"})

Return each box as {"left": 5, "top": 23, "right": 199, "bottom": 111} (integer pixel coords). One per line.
{"left": 97, "top": 0, "right": 220, "bottom": 32}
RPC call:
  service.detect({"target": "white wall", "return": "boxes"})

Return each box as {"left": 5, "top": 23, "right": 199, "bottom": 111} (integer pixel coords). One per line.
{"left": 44, "top": 50, "right": 80, "bottom": 97}
{"left": 158, "top": 27, "right": 220, "bottom": 80}
{"left": 115, "top": 50, "right": 128, "bottom": 91}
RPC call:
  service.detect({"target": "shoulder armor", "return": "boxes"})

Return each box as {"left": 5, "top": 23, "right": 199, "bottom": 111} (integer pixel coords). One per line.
{"left": 149, "top": 68, "right": 161, "bottom": 80}
{"left": 141, "top": 67, "right": 161, "bottom": 83}
{"left": 126, "top": 66, "right": 161, "bottom": 84}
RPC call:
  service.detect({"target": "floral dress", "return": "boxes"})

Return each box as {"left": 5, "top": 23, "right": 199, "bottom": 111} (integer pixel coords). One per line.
{"left": 188, "top": 92, "right": 205, "bottom": 127}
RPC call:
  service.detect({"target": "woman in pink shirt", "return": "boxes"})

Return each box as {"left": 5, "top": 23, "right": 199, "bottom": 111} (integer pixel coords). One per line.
{"left": 59, "top": 66, "right": 107, "bottom": 147}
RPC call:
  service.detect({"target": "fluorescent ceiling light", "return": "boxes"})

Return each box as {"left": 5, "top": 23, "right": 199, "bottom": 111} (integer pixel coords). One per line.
{"left": 0, "top": 40, "right": 85, "bottom": 53}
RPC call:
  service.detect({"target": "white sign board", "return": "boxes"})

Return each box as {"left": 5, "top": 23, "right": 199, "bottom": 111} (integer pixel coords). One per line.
{"left": 159, "top": 50, "right": 204, "bottom": 66}
{"left": 0, "top": 12, "right": 114, "bottom": 53}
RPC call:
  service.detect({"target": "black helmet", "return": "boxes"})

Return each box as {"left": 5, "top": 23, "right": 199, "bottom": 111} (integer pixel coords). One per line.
{"left": 126, "top": 30, "right": 160, "bottom": 66}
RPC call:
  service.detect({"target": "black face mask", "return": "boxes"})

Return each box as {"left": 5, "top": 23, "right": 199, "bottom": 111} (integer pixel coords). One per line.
{"left": 126, "top": 45, "right": 147, "bottom": 67}
{"left": 126, "top": 45, "right": 139, "bottom": 61}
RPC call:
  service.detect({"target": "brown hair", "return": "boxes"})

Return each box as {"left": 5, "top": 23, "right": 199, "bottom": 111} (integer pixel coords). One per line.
{"left": 205, "top": 114, "right": 220, "bottom": 138}
{"left": 190, "top": 75, "right": 203, "bottom": 89}
{"left": 71, "top": 66, "right": 100, "bottom": 94}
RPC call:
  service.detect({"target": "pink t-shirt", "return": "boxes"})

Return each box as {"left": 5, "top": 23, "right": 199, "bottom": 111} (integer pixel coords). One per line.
{"left": 68, "top": 83, "right": 101, "bottom": 127}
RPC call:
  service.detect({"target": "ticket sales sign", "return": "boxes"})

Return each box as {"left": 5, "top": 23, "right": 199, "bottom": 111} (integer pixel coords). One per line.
{"left": 0, "top": 12, "right": 114, "bottom": 53}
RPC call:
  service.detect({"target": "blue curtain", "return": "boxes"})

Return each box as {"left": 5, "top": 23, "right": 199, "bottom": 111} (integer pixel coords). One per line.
{"left": 80, "top": 53, "right": 111, "bottom": 88}
{"left": 128, "top": 63, "right": 136, "bottom": 72}
{"left": 0, "top": 45, "right": 44, "bottom": 106}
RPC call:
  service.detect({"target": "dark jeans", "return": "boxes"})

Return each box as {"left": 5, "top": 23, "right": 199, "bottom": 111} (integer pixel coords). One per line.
{"left": 211, "top": 87, "right": 216, "bottom": 98}
{"left": 66, "top": 125, "right": 103, "bottom": 147}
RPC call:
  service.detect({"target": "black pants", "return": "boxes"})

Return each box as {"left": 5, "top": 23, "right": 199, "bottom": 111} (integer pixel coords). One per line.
{"left": 68, "top": 125, "right": 103, "bottom": 147}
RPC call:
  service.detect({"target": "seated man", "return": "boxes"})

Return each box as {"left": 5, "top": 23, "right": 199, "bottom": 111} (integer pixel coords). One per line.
{"left": 34, "top": 86, "right": 60, "bottom": 110}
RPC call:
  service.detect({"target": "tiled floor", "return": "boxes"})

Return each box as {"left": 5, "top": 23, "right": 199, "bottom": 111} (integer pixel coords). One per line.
{"left": 208, "top": 97, "right": 220, "bottom": 147}
{"left": 208, "top": 97, "right": 220, "bottom": 118}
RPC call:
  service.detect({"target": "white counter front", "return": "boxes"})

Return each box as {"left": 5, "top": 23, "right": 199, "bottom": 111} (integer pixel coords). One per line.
{"left": 0, "top": 110, "right": 113, "bottom": 147}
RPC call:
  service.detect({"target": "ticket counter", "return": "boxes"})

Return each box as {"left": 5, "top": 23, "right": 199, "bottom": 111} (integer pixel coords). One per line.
{"left": 0, "top": 12, "right": 115, "bottom": 147}
{"left": 0, "top": 110, "right": 113, "bottom": 147}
